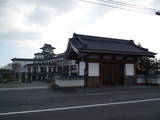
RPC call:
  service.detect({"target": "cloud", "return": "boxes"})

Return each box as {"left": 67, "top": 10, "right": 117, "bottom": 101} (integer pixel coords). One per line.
{"left": 150, "top": 0, "right": 160, "bottom": 9}
{"left": 35, "top": 0, "right": 77, "bottom": 12}
{"left": 24, "top": 0, "right": 78, "bottom": 25}
{"left": 20, "top": 0, "right": 77, "bottom": 13}
{"left": 0, "top": 0, "right": 10, "bottom": 8}
{"left": 26, "top": 7, "right": 56, "bottom": 25}
{"left": 0, "top": 30, "right": 41, "bottom": 42}
{"left": 0, "top": 0, "right": 160, "bottom": 67}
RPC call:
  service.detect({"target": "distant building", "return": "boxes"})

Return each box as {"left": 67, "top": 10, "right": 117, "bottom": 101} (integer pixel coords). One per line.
{"left": 1, "top": 63, "right": 13, "bottom": 70}
{"left": 11, "top": 44, "right": 77, "bottom": 82}
{"left": 11, "top": 58, "right": 34, "bottom": 82}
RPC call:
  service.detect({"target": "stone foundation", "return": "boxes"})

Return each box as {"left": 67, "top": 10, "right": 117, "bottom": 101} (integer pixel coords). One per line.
{"left": 87, "top": 76, "right": 99, "bottom": 87}
{"left": 125, "top": 76, "right": 137, "bottom": 85}
{"left": 86, "top": 76, "right": 137, "bottom": 87}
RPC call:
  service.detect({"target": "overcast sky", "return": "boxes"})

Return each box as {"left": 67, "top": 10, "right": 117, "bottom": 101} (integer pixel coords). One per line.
{"left": 0, "top": 0, "right": 160, "bottom": 67}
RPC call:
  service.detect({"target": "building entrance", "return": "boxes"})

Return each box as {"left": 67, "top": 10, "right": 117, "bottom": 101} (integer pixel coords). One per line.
{"left": 100, "top": 63, "right": 124, "bottom": 85}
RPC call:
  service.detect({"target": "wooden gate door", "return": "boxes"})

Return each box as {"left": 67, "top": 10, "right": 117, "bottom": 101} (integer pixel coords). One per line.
{"left": 101, "top": 63, "right": 124, "bottom": 85}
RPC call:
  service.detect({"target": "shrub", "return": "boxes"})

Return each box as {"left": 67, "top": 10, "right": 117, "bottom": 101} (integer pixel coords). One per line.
{"left": 0, "top": 69, "right": 14, "bottom": 83}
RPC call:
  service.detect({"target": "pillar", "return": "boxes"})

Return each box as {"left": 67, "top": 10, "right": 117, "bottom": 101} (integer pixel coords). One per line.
{"left": 47, "top": 66, "right": 49, "bottom": 73}
{"left": 56, "top": 67, "right": 58, "bottom": 72}
{"left": 25, "top": 66, "right": 28, "bottom": 82}
{"left": 51, "top": 67, "right": 53, "bottom": 72}
{"left": 30, "top": 76, "right": 33, "bottom": 82}
{"left": 35, "top": 67, "right": 37, "bottom": 73}
{"left": 36, "top": 75, "right": 38, "bottom": 80}
{"left": 41, "top": 76, "right": 43, "bottom": 80}
{"left": 31, "top": 67, "right": 33, "bottom": 73}
{"left": 69, "top": 64, "right": 71, "bottom": 76}
{"left": 38, "top": 67, "right": 41, "bottom": 73}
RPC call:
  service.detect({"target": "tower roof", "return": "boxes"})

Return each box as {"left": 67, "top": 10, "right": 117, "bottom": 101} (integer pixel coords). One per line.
{"left": 40, "top": 44, "right": 55, "bottom": 49}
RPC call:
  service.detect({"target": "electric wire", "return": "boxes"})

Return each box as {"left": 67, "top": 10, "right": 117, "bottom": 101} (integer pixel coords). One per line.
{"left": 98, "top": 0, "right": 156, "bottom": 12}
{"left": 78, "top": 0, "right": 160, "bottom": 15}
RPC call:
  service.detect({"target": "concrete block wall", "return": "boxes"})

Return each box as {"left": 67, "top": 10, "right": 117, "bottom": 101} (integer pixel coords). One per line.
{"left": 54, "top": 77, "right": 84, "bottom": 87}
{"left": 137, "top": 75, "right": 160, "bottom": 85}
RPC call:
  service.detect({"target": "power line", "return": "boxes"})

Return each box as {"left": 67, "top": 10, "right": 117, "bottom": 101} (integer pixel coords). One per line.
{"left": 78, "top": 0, "right": 160, "bottom": 16}
{"left": 98, "top": 0, "right": 156, "bottom": 14}
{"left": 98, "top": 0, "right": 156, "bottom": 12}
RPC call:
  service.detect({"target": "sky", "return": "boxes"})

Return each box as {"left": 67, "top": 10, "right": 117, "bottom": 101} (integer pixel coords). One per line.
{"left": 0, "top": 0, "right": 160, "bottom": 67}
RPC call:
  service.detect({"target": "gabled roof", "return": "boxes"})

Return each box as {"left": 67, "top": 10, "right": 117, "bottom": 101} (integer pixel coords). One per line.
{"left": 34, "top": 53, "right": 43, "bottom": 55}
{"left": 54, "top": 52, "right": 66, "bottom": 58}
{"left": 67, "top": 33, "right": 156, "bottom": 57}
{"left": 45, "top": 53, "right": 66, "bottom": 60}
{"left": 11, "top": 58, "right": 34, "bottom": 61}
{"left": 40, "top": 44, "right": 55, "bottom": 49}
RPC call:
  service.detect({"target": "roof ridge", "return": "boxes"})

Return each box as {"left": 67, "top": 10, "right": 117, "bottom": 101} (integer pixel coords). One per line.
{"left": 77, "top": 36, "right": 87, "bottom": 48}
{"left": 70, "top": 38, "right": 82, "bottom": 48}
{"left": 74, "top": 33, "right": 130, "bottom": 44}
{"left": 130, "top": 42, "right": 149, "bottom": 52}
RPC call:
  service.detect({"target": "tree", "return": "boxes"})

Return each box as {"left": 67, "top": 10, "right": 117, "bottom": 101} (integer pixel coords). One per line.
{"left": 0, "top": 69, "right": 14, "bottom": 83}
{"left": 136, "top": 43, "right": 158, "bottom": 74}
{"left": 137, "top": 57, "right": 160, "bottom": 84}
{"left": 12, "top": 63, "right": 21, "bottom": 81}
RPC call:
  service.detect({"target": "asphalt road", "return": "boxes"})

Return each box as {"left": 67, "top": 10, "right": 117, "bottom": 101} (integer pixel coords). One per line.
{"left": 0, "top": 100, "right": 160, "bottom": 120}
{"left": 0, "top": 86, "right": 160, "bottom": 120}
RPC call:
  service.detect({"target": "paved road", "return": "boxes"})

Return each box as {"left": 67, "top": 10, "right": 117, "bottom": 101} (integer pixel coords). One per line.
{"left": 0, "top": 86, "right": 160, "bottom": 120}
{"left": 0, "top": 100, "right": 160, "bottom": 120}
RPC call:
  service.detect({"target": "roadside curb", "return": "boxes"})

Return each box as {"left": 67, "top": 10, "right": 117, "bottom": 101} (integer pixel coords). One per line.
{"left": 0, "top": 86, "right": 49, "bottom": 91}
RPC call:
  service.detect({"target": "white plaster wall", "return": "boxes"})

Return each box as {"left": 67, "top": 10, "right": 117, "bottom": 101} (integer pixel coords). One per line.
{"left": 12, "top": 61, "right": 33, "bottom": 72}
{"left": 137, "top": 76, "right": 160, "bottom": 85}
{"left": 88, "top": 63, "right": 99, "bottom": 76}
{"left": 137, "top": 77, "right": 145, "bottom": 84}
{"left": 79, "top": 62, "right": 85, "bottom": 76}
{"left": 148, "top": 78, "right": 160, "bottom": 84}
{"left": 55, "top": 79, "right": 84, "bottom": 87}
{"left": 125, "top": 64, "right": 134, "bottom": 76}
{"left": 13, "top": 61, "right": 33, "bottom": 66}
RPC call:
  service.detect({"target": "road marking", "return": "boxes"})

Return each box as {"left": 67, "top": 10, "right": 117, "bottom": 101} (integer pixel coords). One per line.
{"left": 0, "top": 86, "right": 49, "bottom": 91}
{"left": 0, "top": 97, "right": 160, "bottom": 116}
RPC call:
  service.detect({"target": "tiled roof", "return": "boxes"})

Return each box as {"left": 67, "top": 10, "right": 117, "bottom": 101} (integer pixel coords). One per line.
{"left": 11, "top": 58, "right": 34, "bottom": 61}
{"left": 34, "top": 53, "right": 43, "bottom": 55}
{"left": 26, "top": 63, "right": 54, "bottom": 66}
{"left": 69, "top": 33, "right": 156, "bottom": 56}
{"left": 40, "top": 44, "right": 55, "bottom": 49}
{"left": 45, "top": 53, "right": 66, "bottom": 60}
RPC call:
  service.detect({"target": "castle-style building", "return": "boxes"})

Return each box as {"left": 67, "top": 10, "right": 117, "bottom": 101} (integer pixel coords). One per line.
{"left": 11, "top": 44, "right": 77, "bottom": 82}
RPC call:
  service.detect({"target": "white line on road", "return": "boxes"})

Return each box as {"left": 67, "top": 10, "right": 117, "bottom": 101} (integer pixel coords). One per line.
{"left": 0, "top": 97, "right": 160, "bottom": 116}
{"left": 0, "top": 86, "right": 49, "bottom": 91}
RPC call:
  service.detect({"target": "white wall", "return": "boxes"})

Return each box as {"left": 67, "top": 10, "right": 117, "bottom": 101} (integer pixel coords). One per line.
{"left": 12, "top": 60, "right": 33, "bottom": 72}
{"left": 88, "top": 63, "right": 99, "bottom": 76}
{"left": 137, "top": 77, "right": 145, "bottom": 84}
{"left": 79, "top": 62, "right": 85, "bottom": 76}
{"left": 13, "top": 61, "right": 33, "bottom": 66}
{"left": 35, "top": 55, "right": 44, "bottom": 59}
{"left": 55, "top": 79, "right": 84, "bottom": 87}
{"left": 137, "top": 75, "right": 160, "bottom": 85}
{"left": 125, "top": 64, "right": 134, "bottom": 76}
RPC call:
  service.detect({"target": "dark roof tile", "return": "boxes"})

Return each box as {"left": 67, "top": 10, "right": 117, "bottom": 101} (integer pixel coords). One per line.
{"left": 11, "top": 58, "right": 34, "bottom": 61}
{"left": 40, "top": 43, "right": 55, "bottom": 49}
{"left": 70, "top": 33, "right": 156, "bottom": 56}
